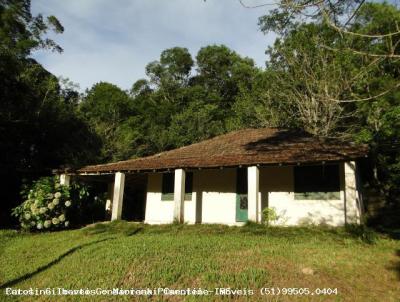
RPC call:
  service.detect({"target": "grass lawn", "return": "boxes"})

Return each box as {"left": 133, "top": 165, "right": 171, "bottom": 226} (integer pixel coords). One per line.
{"left": 0, "top": 221, "right": 399, "bottom": 301}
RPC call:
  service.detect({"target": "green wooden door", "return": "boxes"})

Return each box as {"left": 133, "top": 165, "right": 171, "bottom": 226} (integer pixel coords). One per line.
{"left": 236, "top": 194, "right": 248, "bottom": 222}
{"left": 236, "top": 168, "right": 248, "bottom": 222}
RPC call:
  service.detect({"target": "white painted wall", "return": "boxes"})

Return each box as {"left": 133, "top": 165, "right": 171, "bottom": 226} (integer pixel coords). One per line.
{"left": 145, "top": 173, "right": 174, "bottom": 224}
{"left": 260, "top": 165, "right": 348, "bottom": 226}
{"left": 196, "top": 168, "right": 237, "bottom": 225}
{"left": 144, "top": 164, "right": 359, "bottom": 226}
{"left": 144, "top": 172, "right": 197, "bottom": 224}
{"left": 144, "top": 169, "right": 238, "bottom": 225}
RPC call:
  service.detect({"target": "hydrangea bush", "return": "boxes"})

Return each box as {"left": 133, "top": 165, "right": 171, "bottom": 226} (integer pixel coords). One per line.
{"left": 12, "top": 176, "right": 73, "bottom": 231}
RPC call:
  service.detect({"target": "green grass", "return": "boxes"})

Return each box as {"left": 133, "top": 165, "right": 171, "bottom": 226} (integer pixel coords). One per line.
{"left": 0, "top": 221, "right": 399, "bottom": 301}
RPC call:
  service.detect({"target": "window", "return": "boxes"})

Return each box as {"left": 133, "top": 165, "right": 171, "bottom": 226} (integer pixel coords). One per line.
{"left": 185, "top": 172, "right": 193, "bottom": 200}
{"left": 236, "top": 168, "right": 248, "bottom": 222}
{"left": 236, "top": 168, "right": 248, "bottom": 209}
{"left": 294, "top": 164, "right": 340, "bottom": 200}
{"left": 161, "top": 171, "right": 193, "bottom": 201}
{"left": 236, "top": 168, "right": 247, "bottom": 195}
{"left": 161, "top": 173, "right": 174, "bottom": 201}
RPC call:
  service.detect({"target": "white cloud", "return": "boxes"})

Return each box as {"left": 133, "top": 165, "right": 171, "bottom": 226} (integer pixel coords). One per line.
{"left": 32, "top": 0, "right": 276, "bottom": 91}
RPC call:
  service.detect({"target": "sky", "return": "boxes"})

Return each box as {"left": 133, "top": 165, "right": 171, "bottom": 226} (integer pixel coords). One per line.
{"left": 31, "top": 0, "right": 276, "bottom": 91}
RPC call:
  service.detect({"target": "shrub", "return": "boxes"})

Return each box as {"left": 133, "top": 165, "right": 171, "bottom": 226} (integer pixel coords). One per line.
{"left": 12, "top": 176, "right": 72, "bottom": 231}
{"left": 262, "top": 207, "right": 280, "bottom": 225}
{"left": 12, "top": 176, "right": 108, "bottom": 231}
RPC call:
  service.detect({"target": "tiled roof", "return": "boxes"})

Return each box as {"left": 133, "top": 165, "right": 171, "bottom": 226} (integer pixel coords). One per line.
{"left": 77, "top": 128, "right": 368, "bottom": 173}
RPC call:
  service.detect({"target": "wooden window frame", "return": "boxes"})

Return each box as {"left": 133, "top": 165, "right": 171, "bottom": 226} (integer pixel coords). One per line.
{"left": 161, "top": 171, "right": 193, "bottom": 201}
{"left": 294, "top": 164, "right": 341, "bottom": 200}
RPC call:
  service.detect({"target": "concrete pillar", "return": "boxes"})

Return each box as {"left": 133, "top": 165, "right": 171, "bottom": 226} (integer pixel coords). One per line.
{"left": 344, "top": 161, "right": 360, "bottom": 224}
{"left": 173, "top": 169, "right": 186, "bottom": 223}
{"left": 59, "top": 174, "right": 71, "bottom": 186}
{"left": 111, "top": 172, "right": 125, "bottom": 221}
{"left": 248, "top": 166, "right": 259, "bottom": 222}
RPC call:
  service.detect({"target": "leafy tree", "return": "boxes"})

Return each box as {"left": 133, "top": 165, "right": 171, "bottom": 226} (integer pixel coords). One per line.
{"left": 195, "top": 45, "right": 257, "bottom": 113}
{"left": 257, "top": 2, "right": 400, "bottom": 227}
{"left": 121, "top": 45, "right": 260, "bottom": 156}
{"left": 348, "top": 4, "right": 400, "bottom": 228}
{"left": 228, "top": 69, "right": 294, "bottom": 130}
{"left": 145, "top": 47, "right": 193, "bottom": 102}
{"left": 0, "top": 1, "right": 99, "bottom": 227}
{"left": 80, "top": 82, "right": 133, "bottom": 161}
{"left": 159, "top": 47, "right": 194, "bottom": 84}
{"left": 168, "top": 100, "right": 225, "bottom": 147}
{"left": 262, "top": 23, "right": 359, "bottom": 136}
{"left": 0, "top": 0, "right": 64, "bottom": 56}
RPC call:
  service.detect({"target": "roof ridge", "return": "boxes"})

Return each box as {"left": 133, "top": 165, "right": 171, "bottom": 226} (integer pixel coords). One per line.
{"left": 150, "top": 127, "right": 263, "bottom": 158}
{"left": 81, "top": 128, "right": 276, "bottom": 168}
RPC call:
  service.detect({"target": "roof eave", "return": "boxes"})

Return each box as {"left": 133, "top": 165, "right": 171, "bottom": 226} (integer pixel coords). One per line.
{"left": 70, "top": 155, "right": 368, "bottom": 175}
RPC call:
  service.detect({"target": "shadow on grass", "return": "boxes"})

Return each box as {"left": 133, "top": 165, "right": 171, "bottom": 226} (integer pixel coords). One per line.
{"left": 0, "top": 237, "right": 115, "bottom": 289}
{"left": 343, "top": 224, "right": 378, "bottom": 244}
{"left": 392, "top": 249, "right": 400, "bottom": 280}
{"left": 80, "top": 220, "right": 384, "bottom": 247}
{"left": 379, "top": 228, "right": 400, "bottom": 240}
{"left": 239, "top": 221, "right": 380, "bottom": 244}
{"left": 0, "top": 222, "right": 145, "bottom": 289}
{"left": 82, "top": 220, "right": 143, "bottom": 237}
{"left": 88, "top": 220, "right": 382, "bottom": 244}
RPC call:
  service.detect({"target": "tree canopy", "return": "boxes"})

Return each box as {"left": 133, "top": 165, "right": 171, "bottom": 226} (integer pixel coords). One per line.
{"left": 0, "top": 0, "right": 99, "bottom": 226}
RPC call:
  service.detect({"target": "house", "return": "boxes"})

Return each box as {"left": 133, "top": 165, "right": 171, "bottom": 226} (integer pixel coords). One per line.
{"left": 58, "top": 128, "right": 368, "bottom": 226}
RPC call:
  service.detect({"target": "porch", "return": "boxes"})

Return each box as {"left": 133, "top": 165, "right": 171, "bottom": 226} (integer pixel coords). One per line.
{"left": 60, "top": 161, "right": 361, "bottom": 226}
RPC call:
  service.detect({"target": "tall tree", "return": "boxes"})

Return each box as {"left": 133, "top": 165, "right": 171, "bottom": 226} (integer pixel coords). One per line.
{"left": 0, "top": 0, "right": 64, "bottom": 56}
{"left": 0, "top": 0, "right": 99, "bottom": 227}
{"left": 80, "top": 82, "right": 133, "bottom": 161}
{"left": 125, "top": 45, "right": 260, "bottom": 155}
{"left": 257, "top": 2, "right": 400, "bottom": 227}
{"left": 195, "top": 45, "right": 257, "bottom": 112}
